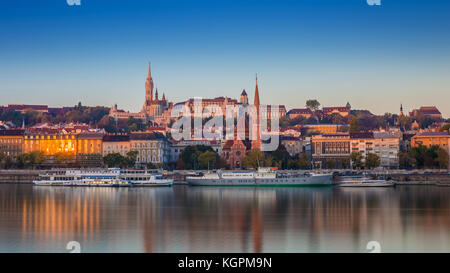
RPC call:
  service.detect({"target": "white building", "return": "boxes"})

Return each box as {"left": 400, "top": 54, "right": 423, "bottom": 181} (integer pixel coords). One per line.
{"left": 373, "top": 132, "right": 399, "bottom": 169}
{"left": 130, "top": 132, "right": 170, "bottom": 167}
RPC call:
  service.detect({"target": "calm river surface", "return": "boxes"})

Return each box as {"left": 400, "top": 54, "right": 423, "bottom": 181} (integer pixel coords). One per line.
{"left": 0, "top": 184, "right": 449, "bottom": 253}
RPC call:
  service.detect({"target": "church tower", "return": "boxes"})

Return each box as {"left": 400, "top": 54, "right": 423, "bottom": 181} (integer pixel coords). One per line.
{"left": 252, "top": 74, "right": 261, "bottom": 150}
{"left": 240, "top": 89, "right": 248, "bottom": 104}
{"left": 145, "top": 62, "right": 154, "bottom": 105}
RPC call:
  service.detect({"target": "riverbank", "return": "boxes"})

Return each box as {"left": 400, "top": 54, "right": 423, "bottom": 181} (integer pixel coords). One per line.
{"left": 0, "top": 170, "right": 42, "bottom": 183}
{"left": 1, "top": 169, "right": 450, "bottom": 185}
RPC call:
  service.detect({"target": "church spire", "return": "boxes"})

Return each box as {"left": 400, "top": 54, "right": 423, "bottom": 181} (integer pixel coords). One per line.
{"left": 254, "top": 73, "right": 260, "bottom": 107}
{"left": 252, "top": 73, "right": 261, "bottom": 151}
{"left": 155, "top": 87, "right": 159, "bottom": 101}
{"left": 145, "top": 61, "right": 154, "bottom": 104}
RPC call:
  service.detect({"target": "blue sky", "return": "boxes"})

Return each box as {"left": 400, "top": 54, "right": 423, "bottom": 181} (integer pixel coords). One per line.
{"left": 1, "top": 0, "right": 449, "bottom": 117}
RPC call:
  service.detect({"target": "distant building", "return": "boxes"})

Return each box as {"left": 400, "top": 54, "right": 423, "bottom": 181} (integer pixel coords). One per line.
{"left": 311, "top": 133, "right": 351, "bottom": 169}
{"left": 169, "top": 139, "right": 222, "bottom": 164}
{"left": 286, "top": 108, "right": 313, "bottom": 119}
{"left": 280, "top": 136, "right": 303, "bottom": 157}
{"left": 221, "top": 139, "right": 251, "bottom": 169}
{"left": 411, "top": 132, "right": 450, "bottom": 168}
{"left": 350, "top": 132, "right": 375, "bottom": 159}
{"left": 299, "top": 124, "right": 348, "bottom": 135}
{"left": 108, "top": 62, "right": 174, "bottom": 126}
{"left": 0, "top": 104, "right": 48, "bottom": 113}
{"left": 373, "top": 132, "right": 400, "bottom": 169}
{"left": 109, "top": 104, "right": 148, "bottom": 122}
{"left": 102, "top": 134, "right": 130, "bottom": 157}
{"left": 141, "top": 62, "right": 173, "bottom": 123}
{"left": 0, "top": 129, "right": 25, "bottom": 160}
{"left": 130, "top": 132, "right": 170, "bottom": 168}
{"left": 409, "top": 106, "right": 442, "bottom": 119}
{"left": 350, "top": 132, "right": 399, "bottom": 169}
{"left": 322, "top": 106, "right": 351, "bottom": 117}
{"left": 76, "top": 132, "right": 104, "bottom": 167}
{"left": 240, "top": 89, "right": 248, "bottom": 104}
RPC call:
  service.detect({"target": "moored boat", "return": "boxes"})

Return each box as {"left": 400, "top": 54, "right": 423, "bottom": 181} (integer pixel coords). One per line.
{"left": 33, "top": 168, "right": 173, "bottom": 187}
{"left": 186, "top": 167, "right": 332, "bottom": 186}
{"left": 337, "top": 176, "right": 395, "bottom": 187}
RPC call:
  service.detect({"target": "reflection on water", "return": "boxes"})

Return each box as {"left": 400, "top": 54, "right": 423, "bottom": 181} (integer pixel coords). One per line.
{"left": 0, "top": 184, "right": 449, "bottom": 252}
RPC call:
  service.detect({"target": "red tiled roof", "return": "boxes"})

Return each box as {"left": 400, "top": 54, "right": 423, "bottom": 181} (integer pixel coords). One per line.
{"left": 322, "top": 107, "right": 350, "bottom": 113}
{"left": 287, "top": 108, "right": 312, "bottom": 115}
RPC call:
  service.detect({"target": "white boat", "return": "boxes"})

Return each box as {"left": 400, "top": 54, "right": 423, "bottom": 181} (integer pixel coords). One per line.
{"left": 33, "top": 168, "right": 173, "bottom": 187}
{"left": 120, "top": 169, "right": 173, "bottom": 187}
{"left": 186, "top": 167, "right": 332, "bottom": 186}
{"left": 338, "top": 176, "right": 395, "bottom": 187}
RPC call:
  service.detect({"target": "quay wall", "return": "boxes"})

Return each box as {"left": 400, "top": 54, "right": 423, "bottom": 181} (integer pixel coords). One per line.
{"left": 0, "top": 170, "right": 43, "bottom": 183}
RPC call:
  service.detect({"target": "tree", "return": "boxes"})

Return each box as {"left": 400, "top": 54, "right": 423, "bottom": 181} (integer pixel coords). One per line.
{"left": 178, "top": 145, "right": 215, "bottom": 170}
{"left": 325, "top": 158, "right": 336, "bottom": 169}
{"left": 349, "top": 117, "right": 359, "bottom": 133}
{"left": 125, "top": 151, "right": 138, "bottom": 168}
{"left": 350, "top": 152, "right": 363, "bottom": 169}
{"left": 268, "top": 145, "right": 290, "bottom": 169}
{"left": 98, "top": 116, "right": 117, "bottom": 133}
{"left": 440, "top": 124, "right": 450, "bottom": 132}
{"left": 0, "top": 152, "right": 13, "bottom": 169}
{"left": 398, "top": 152, "right": 414, "bottom": 169}
{"left": 341, "top": 158, "right": 350, "bottom": 169}
{"left": 365, "top": 153, "right": 381, "bottom": 169}
{"left": 103, "top": 153, "right": 125, "bottom": 168}
{"left": 435, "top": 148, "right": 449, "bottom": 169}
{"left": 288, "top": 153, "right": 310, "bottom": 169}
{"left": 306, "top": 99, "right": 320, "bottom": 111}
{"left": 54, "top": 152, "right": 74, "bottom": 165}
{"left": 102, "top": 152, "right": 136, "bottom": 168}
{"left": 242, "top": 150, "right": 265, "bottom": 169}
{"left": 198, "top": 151, "right": 218, "bottom": 169}
{"left": 408, "top": 145, "right": 448, "bottom": 169}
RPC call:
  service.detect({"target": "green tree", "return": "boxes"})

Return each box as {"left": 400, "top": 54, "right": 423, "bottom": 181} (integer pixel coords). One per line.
{"left": 125, "top": 151, "right": 138, "bottom": 168}
{"left": 242, "top": 150, "right": 265, "bottom": 169}
{"left": 350, "top": 151, "right": 363, "bottom": 169}
{"left": 365, "top": 153, "right": 381, "bottom": 169}
{"left": 103, "top": 152, "right": 136, "bottom": 168}
{"left": 435, "top": 148, "right": 449, "bottom": 169}
{"left": 198, "top": 151, "right": 218, "bottom": 169}
{"left": 179, "top": 145, "right": 214, "bottom": 170}
{"left": 306, "top": 99, "right": 320, "bottom": 111}
{"left": 349, "top": 117, "right": 359, "bottom": 133}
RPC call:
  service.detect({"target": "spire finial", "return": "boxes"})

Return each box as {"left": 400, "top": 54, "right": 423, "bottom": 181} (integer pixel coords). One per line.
{"left": 148, "top": 61, "right": 151, "bottom": 78}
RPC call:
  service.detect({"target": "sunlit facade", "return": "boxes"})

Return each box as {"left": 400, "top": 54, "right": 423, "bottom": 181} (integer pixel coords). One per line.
{"left": 24, "top": 133, "right": 77, "bottom": 155}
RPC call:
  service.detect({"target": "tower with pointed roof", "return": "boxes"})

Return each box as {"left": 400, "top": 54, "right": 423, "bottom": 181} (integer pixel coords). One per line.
{"left": 145, "top": 62, "right": 154, "bottom": 105}
{"left": 240, "top": 89, "right": 248, "bottom": 104}
{"left": 141, "top": 61, "right": 173, "bottom": 123}
{"left": 252, "top": 74, "right": 261, "bottom": 150}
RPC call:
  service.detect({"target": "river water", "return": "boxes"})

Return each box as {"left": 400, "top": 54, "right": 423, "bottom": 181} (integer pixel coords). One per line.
{"left": 0, "top": 184, "right": 449, "bottom": 253}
